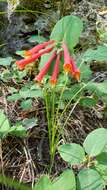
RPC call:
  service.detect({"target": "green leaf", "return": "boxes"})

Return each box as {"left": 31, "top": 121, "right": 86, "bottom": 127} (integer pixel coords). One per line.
{"left": 79, "top": 63, "right": 92, "bottom": 81}
{"left": 39, "top": 52, "right": 52, "bottom": 71}
{"left": 77, "top": 168, "right": 104, "bottom": 190}
{"left": 28, "top": 35, "right": 46, "bottom": 43}
{"left": 21, "top": 99, "right": 32, "bottom": 110}
{"left": 80, "top": 97, "right": 97, "bottom": 108}
{"left": 34, "top": 175, "right": 52, "bottom": 190}
{"left": 39, "top": 49, "right": 64, "bottom": 76}
{"left": 62, "top": 84, "right": 82, "bottom": 101}
{"left": 58, "top": 143, "right": 85, "bottom": 165}
{"left": 39, "top": 50, "right": 56, "bottom": 74}
{"left": 16, "top": 70, "right": 27, "bottom": 80}
{"left": 0, "top": 57, "right": 13, "bottom": 66}
{"left": 83, "top": 128, "right": 107, "bottom": 156}
{"left": 9, "top": 125, "right": 27, "bottom": 138}
{"left": 7, "top": 93, "right": 22, "bottom": 102}
{"left": 0, "top": 111, "right": 10, "bottom": 138}
{"left": 16, "top": 50, "right": 26, "bottom": 58}
{"left": 50, "top": 15, "right": 83, "bottom": 51}
{"left": 1, "top": 70, "right": 12, "bottom": 82}
{"left": 86, "top": 81, "right": 107, "bottom": 96}
{"left": 95, "top": 152, "right": 107, "bottom": 185}
{"left": 82, "top": 45, "right": 107, "bottom": 62}
{"left": 19, "top": 88, "right": 43, "bottom": 98}
{"left": 0, "top": 175, "right": 31, "bottom": 190}
{"left": 22, "top": 118, "right": 38, "bottom": 129}
{"left": 52, "top": 169, "right": 76, "bottom": 190}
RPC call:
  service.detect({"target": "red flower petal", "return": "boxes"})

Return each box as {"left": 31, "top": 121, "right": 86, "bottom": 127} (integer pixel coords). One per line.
{"left": 50, "top": 52, "right": 62, "bottom": 86}
{"left": 24, "top": 40, "right": 55, "bottom": 56}
{"left": 70, "top": 57, "right": 80, "bottom": 81}
{"left": 62, "top": 42, "right": 73, "bottom": 73}
{"left": 16, "top": 46, "right": 54, "bottom": 70}
{"left": 35, "top": 51, "right": 57, "bottom": 82}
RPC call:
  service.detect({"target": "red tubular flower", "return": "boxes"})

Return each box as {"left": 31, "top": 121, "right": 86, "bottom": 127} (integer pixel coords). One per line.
{"left": 35, "top": 51, "right": 57, "bottom": 82}
{"left": 70, "top": 57, "right": 80, "bottom": 81}
{"left": 24, "top": 40, "right": 55, "bottom": 56}
{"left": 62, "top": 42, "right": 80, "bottom": 81}
{"left": 16, "top": 46, "right": 54, "bottom": 70}
{"left": 62, "top": 42, "right": 73, "bottom": 73}
{"left": 50, "top": 52, "right": 62, "bottom": 86}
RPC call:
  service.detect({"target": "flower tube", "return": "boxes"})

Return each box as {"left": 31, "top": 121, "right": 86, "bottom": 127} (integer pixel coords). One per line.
{"left": 50, "top": 52, "right": 62, "bottom": 86}
{"left": 62, "top": 42, "right": 73, "bottom": 73}
{"left": 35, "top": 51, "right": 57, "bottom": 82}
{"left": 70, "top": 57, "right": 80, "bottom": 81}
{"left": 16, "top": 46, "right": 54, "bottom": 70}
{"left": 24, "top": 40, "right": 55, "bottom": 56}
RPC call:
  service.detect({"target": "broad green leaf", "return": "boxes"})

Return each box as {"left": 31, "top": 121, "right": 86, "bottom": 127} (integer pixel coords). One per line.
{"left": 9, "top": 125, "right": 27, "bottom": 138}
{"left": 7, "top": 93, "right": 21, "bottom": 101}
{"left": 30, "top": 84, "right": 42, "bottom": 90}
{"left": 22, "top": 118, "right": 38, "bottom": 129}
{"left": 62, "top": 84, "right": 82, "bottom": 101}
{"left": 21, "top": 99, "right": 32, "bottom": 110}
{"left": 95, "top": 152, "right": 107, "bottom": 185}
{"left": 1, "top": 70, "right": 12, "bottom": 82}
{"left": 83, "top": 128, "right": 107, "bottom": 156}
{"left": 82, "top": 45, "right": 107, "bottom": 62}
{"left": 50, "top": 15, "right": 83, "bottom": 51}
{"left": 0, "top": 175, "right": 30, "bottom": 190}
{"left": 16, "top": 70, "right": 27, "bottom": 80}
{"left": 86, "top": 81, "right": 107, "bottom": 98}
{"left": 16, "top": 50, "right": 26, "bottom": 58}
{"left": 19, "top": 88, "right": 43, "bottom": 98}
{"left": 39, "top": 52, "right": 53, "bottom": 71}
{"left": 79, "top": 63, "right": 92, "bottom": 81}
{"left": 80, "top": 97, "right": 97, "bottom": 108}
{"left": 34, "top": 175, "right": 52, "bottom": 190}
{"left": 77, "top": 168, "right": 104, "bottom": 190}
{"left": 39, "top": 49, "right": 63, "bottom": 75}
{"left": 28, "top": 35, "right": 46, "bottom": 43}
{"left": 52, "top": 169, "right": 76, "bottom": 190}
{"left": 58, "top": 143, "right": 85, "bottom": 165}
{"left": 19, "top": 87, "right": 30, "bottom": 99}
{"left": 39, "top": 50, "right": 56, "bottom": 74}
{"left": 0, "top": 57, "right": 13, "bottom": 66}
{"left": 0, "top": 111, "right": 10, "bottom": 138}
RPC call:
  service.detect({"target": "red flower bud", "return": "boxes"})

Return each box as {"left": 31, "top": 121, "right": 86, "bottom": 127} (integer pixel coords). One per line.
{"left": 35, "top": 51, "right": 57, "bottom": 82}
{"left": 24, "top": 40, "right": 55, "bottom": 56}
{"left": 50, "top": 52, "right": 62, "bottom": 86}
{"left": 16, "top": 46, "right": 54, "bottom": 70}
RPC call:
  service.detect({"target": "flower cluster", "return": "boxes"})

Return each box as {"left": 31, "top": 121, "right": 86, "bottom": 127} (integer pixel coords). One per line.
{"left": 16, "top": 40, "right": 80, "bottom": 85}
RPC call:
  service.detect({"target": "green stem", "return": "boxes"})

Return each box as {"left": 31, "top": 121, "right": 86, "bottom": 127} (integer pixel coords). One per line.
{"left": 50, "top": 75, "right": 68, "bottom": 164}
{"left": 59, "top": 73, "right": 105, "bottom": 122}
{"left": 51, "top": 88, "right": 55, "bottom": 126}
{"left": 55, "top": 74, "right": 68, "bottom": 124}
{"left": 59, "top": 83, "right": 86, "bottom": 121}
{"left": 43, "top": 89, "right": 51, "bottom": 149}
{"left": 63, "top": 97, "right": 81, "bottom": 128}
